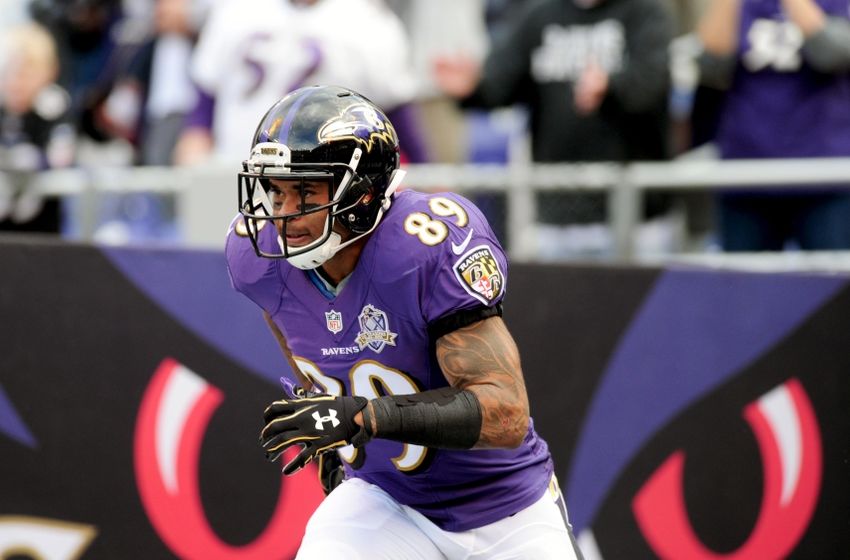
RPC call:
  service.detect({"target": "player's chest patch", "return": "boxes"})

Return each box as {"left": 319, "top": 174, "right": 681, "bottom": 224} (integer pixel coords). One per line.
{"left": 354, "top": 304, "right": 398, "bottom": 353}
{"left": 453, "top": 245, "right": 505, "bottom": 304}
{"left": 325, "top": 310, "right": 343, "bottom": 334}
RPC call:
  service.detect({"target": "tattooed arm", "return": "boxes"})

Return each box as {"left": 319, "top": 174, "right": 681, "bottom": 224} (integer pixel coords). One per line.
{"left": 435, "top": 316, "right": 530, "bottom": 449}
{"left": 354, "top": 315, "right": 529, "bottom": 450}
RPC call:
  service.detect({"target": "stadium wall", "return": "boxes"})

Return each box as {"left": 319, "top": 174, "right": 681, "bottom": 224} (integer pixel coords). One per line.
{"left": 0, "top": 238, "right": 847, "bottom": 559}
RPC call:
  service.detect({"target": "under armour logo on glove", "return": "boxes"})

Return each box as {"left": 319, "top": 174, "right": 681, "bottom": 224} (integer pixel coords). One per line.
{"left": 313, "top": 409, "right": 340, "bottom": 430}
{"left": 260, "top": 394, "right": 370, "bottom": 475}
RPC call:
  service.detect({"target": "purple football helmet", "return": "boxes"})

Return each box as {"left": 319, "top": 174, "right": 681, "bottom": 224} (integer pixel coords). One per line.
{"left": 238, "top": 85, "right": 403, "bottom": 269}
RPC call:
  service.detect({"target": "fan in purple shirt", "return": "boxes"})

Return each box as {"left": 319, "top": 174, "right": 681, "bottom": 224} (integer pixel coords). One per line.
{"left": 697, "top": 0, "right": 850, "bottom": 251}
{"left": 225, "top": 85, "right": 583, "bottom": 559}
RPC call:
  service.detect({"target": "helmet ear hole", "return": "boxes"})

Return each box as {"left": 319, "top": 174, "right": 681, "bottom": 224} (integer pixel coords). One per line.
{"left": 349, "top": 175, "right": 373, "bottom": 200}
{"left": 339, "top": 175, "right": 379, "bottom": 233}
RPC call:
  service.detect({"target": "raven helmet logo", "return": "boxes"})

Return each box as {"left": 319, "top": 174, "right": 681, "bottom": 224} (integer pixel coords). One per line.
{"left": 318, "top": 104, "right": 398, "bottom": 152}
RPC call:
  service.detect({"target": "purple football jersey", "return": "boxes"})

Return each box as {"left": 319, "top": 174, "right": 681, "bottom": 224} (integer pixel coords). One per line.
{"left": 717, "top": 0, "right": 850, "bottom": 158}
{"left": 226, "top": 189, "right": 553, "bottom": 531}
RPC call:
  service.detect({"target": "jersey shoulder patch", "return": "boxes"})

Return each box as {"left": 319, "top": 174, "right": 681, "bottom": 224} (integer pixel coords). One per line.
{"left": 451, "top": 244, "right": 506, "bottom": 305}
{"left": 378, "top": 190, "right": 508, "bottom": 308}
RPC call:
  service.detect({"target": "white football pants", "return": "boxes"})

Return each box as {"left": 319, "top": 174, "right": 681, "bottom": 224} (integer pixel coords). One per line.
{"left": 296, "top": 476, "right": 583, "bottom": 560}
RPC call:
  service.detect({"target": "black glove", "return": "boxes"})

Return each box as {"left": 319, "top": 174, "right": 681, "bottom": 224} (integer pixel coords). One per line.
{"left": 318, "top": 451, "right": 345, "bottom": 495}
{"left": 260, "top": 394, "right": 370, "bottom": 475}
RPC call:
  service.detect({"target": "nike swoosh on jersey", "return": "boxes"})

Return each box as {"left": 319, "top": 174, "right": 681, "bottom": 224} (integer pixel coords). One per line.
{"left": 451, "top": 229, "right": 475, "bottom": 255}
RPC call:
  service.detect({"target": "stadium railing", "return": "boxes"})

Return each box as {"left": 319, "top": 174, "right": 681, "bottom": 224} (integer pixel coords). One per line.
{"left": 22, "top": 156, "right": 850, "bottom": 264}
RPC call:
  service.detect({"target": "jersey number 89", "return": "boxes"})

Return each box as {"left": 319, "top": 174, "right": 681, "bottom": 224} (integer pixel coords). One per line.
{"left": 404, "top": 196, "right": 469, "bottom": 246}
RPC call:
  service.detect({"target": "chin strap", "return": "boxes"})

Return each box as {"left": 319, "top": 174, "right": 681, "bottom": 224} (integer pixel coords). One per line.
{"left": 285, "top": 231, "right": 342, "bottom": 270}
{"left": 382, "top": 169, "right": 406, "bottom": 209}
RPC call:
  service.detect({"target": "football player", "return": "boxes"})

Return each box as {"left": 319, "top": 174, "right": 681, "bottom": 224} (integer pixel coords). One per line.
{"left": 226, "top": 85, "right": 583, "bottom": 559}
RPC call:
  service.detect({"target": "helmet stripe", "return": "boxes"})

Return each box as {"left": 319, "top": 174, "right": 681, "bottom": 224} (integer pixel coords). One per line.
{"left": 278, "top": 89, "right": 313, "bottom": 144}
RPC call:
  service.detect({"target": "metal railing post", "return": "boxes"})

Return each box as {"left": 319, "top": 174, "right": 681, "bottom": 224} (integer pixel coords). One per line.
{"left": 609, "top": 164, "right": 639, "bottom": 261}
{"left": 506, "top": 131, "right": 536, "bottom": 262}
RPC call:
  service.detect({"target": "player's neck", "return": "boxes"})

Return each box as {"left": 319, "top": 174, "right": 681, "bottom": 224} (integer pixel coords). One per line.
{"left": 321, "top": 236, "right": 367, "bottom": 285}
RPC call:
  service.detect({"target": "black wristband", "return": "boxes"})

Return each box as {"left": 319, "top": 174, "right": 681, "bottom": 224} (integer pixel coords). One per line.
{"left": 367, "top": 387, "right": 482, "bottom": 449}
{"left": 362, "top": 401, "right": 376, "bottom": 438}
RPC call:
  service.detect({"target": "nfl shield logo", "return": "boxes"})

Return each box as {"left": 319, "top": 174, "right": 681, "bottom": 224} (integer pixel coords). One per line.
{"left": 325, "top": 310, "right": 343, "bottom": 334}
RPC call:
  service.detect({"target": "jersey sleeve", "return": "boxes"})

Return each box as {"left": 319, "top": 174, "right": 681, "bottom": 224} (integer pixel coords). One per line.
{"left": 224, "top": 214, "right": 283, "bottom": 313}
{"left": 415, "top": 193, "right": 509, "bottom": 324}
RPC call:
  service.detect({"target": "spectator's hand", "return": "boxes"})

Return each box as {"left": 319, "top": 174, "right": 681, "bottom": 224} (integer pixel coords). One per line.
{"left": 155, "top": 0, "right": 193, "bottom": 35}
{"left": 95, "top": 79, "right": 143, "bottom": 142}
{"left": 780, "top": 0, "right": 826, "bottom": 36}
{"left": 172, "top": 128, "right": 213, "bottom": 165}
{"left": 432, "top": 54, "right": 482, "bottom": 99}
{"left": 260, "top": 394, "right": 370, "bottom": 475}
{"left": 574, "top": 60, "right": 610, "bottom": 115}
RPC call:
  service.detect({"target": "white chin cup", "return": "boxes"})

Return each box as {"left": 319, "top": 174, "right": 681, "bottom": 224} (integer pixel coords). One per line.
{"left": 283, "top": 231, "right": 343, "bottom": 270}
{"left": 279, "top": 168, "right": 405, "bottom": 270}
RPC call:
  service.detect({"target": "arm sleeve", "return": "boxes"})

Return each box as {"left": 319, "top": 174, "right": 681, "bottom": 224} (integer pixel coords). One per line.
{"left": 427, "top": 303, "right": 503, "bottom": 341}
{"left": 803, "top": 16, "right": 850, "bottom": 73}
{"left": 606, "top": 1, "right": 675, "bottom": 113}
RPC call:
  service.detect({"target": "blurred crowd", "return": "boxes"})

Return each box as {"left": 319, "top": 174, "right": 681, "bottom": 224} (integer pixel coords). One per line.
{"left": 1, "top": 0, "right": 848, "bottom": 258}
